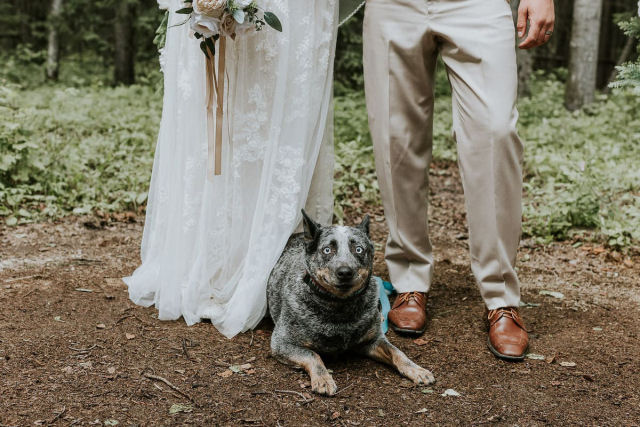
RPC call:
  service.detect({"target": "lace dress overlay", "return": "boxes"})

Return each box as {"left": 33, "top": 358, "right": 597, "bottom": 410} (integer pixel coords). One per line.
{"left": 124, "top": 0, "right": 338, "bottom": 338}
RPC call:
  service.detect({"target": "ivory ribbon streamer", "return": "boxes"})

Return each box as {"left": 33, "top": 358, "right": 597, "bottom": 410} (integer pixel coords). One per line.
{"left": 205, "top": 36, "right": 227, "bottom": 179}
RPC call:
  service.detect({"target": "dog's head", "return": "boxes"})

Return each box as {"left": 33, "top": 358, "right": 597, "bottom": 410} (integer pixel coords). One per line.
{"left": 301, "top": 210, "right": 374, "bottom": 299}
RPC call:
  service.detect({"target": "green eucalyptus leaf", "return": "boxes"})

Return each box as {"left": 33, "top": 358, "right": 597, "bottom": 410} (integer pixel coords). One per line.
{"left": 205, "top": 37, "right": 216, "bottom": 57}
{"left": 263, "top": 12, "right": 282, "bottom": 32}
{"left": 200, "top": 41, "right": 210, "bottom": 58}
{"left": 176, "top": 7, "right": 193, "bottom": 14}
{"left": 153, "top": 11, "right": 169, "bottom": 50}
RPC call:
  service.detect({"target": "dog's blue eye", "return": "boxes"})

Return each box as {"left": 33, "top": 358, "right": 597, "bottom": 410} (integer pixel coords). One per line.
{"left": 323, "top": 247, "right": 331, "bottom": 255}
{"left": 355, "top": 246, "right": 364, "bottom": 254}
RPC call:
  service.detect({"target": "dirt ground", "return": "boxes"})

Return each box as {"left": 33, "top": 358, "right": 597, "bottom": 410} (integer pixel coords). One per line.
{"left": 1, "top": 162, "right": 639, "bottom": 426}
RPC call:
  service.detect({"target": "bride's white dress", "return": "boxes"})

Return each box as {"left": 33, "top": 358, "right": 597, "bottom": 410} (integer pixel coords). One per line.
{"left": 124, "top": 0, "right": 339, "bottom": 338}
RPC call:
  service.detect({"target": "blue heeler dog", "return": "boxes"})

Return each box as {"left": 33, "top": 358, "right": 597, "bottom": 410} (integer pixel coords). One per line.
{"left": 267, "top": 210, "right": 435, "bottom": 396}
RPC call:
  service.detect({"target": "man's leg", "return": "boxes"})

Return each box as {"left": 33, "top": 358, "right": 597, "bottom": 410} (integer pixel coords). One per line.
{"left": 433, "top": 0, "right": 528, "bottom": 359}
{"left": 363, "top": 0, "right": 438, "bottom": 334}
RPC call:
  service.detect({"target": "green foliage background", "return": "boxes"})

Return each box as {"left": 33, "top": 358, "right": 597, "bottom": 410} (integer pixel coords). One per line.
{"left": 0, "top": 0, "right": 161, "bottom": 87}
{"left": 610, "top": 14, "right": 640, "bottom": 92}
{"left": 0, "top": 81, "right": 160, "bottom": 223}
{"left": 1, "top": 10, "right": 639, "bottom": 248}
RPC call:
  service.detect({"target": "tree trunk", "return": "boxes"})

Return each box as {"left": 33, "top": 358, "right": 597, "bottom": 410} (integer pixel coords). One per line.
{"left": 511, "top": 0, "right": 534, "bottom": 97}
{"left": 46, "top": 0, "right": 63, "bottom": 81}
{"left": 114, "top": 0, "right": 136, "bottom": 85}
{"left": 565, "top": 0, "right": 603, "bottom": 111}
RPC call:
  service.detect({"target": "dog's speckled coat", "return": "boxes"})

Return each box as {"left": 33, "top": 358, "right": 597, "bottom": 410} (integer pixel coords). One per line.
{"left": 267, "top": 210, "right": 435, "bottom": 395}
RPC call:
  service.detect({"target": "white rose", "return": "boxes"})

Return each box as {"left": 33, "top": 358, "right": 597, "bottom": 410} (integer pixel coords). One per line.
{"left": 193, "top": 0, "right": 226, "bottom": 18}
{"left": 190, "top": 14, "right": 220, "bottom": 38}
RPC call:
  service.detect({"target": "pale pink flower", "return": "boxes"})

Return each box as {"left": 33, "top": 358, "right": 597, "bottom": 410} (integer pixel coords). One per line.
{"left": 193, "top": 0, "right": 226, "bottom": 19}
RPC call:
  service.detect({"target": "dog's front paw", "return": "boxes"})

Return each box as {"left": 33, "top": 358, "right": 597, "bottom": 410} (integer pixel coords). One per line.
{"left": 311, "top": 372, "right": 338, "bottom": 396}
{"left": 401, "top": 364, "right": 436, "bottom": 385}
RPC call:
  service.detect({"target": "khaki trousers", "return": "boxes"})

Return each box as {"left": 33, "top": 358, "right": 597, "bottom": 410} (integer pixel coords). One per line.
{"left": 363, "top": 0, "right": 523, "bottom": 309}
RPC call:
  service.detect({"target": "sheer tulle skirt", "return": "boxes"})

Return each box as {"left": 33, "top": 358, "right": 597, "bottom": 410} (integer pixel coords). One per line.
{"left": 124, "top": 0, "right": 338, "bottom": 338}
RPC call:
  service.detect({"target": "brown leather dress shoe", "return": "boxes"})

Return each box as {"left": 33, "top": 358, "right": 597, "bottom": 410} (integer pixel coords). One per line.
{"left": 487, "top": 307, "right": 529, "bottom": 361}
{"left": 389, "top": 292, "right": 427, "bottom": 335}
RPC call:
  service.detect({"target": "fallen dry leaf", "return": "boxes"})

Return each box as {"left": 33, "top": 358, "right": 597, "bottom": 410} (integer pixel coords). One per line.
{"left": 413, "top": 338, "right": 430, "bottom": 346}
{"left": 560, "top": 361, "right": 577, "bottom": 367}
{"left": 169, "top": 403, "right": 193, "bottom": 414}
{"left": 112, "top": 212, "right": 137, "bottom": 223}
{"left": 525, "top": 353, "right": 546, "bottom": 360}
{"left": 125, "top": 333, "right": 135, "bottom": 340}
{"left": 96, "top": 323, "right": 106, "bottom": 329}
{"left": 539, "top": 290, "right": 564, "bottom": 299}
{"left": 218, "top": 370, "right": 233, "bottom": 378}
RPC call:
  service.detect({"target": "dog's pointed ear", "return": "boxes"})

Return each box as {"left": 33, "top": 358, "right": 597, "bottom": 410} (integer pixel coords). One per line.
{"left": 357, "top": 215, "right": 370, "bottom": 236}
{"left": 301, "top": 209, "right": 320, "bottom": 242}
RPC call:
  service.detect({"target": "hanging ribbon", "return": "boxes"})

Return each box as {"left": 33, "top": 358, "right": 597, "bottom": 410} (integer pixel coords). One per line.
{"left": 205, "top": 36, "right": 227, "bottom": 179}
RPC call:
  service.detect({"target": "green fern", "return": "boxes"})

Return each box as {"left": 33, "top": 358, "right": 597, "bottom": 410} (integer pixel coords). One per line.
{"left": 610, "top": 15, "right": 640, "bottom": 91}
{"left": 610, "top": 63, "right": 640, "bottom": 92}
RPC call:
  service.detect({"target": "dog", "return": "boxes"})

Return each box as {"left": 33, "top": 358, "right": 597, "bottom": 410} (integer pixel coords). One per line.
{"left": 267, "top": 210, "right": 435, "bottom": 396}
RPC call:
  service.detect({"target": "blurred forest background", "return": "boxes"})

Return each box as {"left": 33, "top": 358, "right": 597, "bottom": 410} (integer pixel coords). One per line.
{"left": 0, "top": 0, "right": 639, "bottom": 249}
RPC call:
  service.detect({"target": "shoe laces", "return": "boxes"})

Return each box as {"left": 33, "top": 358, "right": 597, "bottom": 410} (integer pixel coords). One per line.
{"left": 488, "top": 307, "right": 517, "bottom": 319}
{"left": 488, "top": 307, "right": 525, "bottom": 329}
{"left": 397, "top": 291, "right": 423, "bottom": 304}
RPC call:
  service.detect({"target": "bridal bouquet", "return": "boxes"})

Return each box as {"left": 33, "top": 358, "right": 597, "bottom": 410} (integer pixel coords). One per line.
{"left": 172, "top": 0, "right": 282, "bottom": 177}
{"left": 177, "top": 0, "right": 282, "bottom": 58}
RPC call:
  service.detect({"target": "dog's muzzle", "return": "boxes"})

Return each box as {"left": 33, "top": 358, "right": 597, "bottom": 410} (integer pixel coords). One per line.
{"left": 336, "top": 266, "right": 355, "bottom": 285}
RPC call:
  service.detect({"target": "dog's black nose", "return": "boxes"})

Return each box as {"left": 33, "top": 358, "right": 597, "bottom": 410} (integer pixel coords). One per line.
{"left": 336, "top": 267, "right": 355, "bottom": 281}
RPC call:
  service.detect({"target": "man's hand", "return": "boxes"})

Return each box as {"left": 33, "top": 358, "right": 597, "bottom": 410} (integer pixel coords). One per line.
{"left": 517, "top": 0, "right": 555, "bottom": 49}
